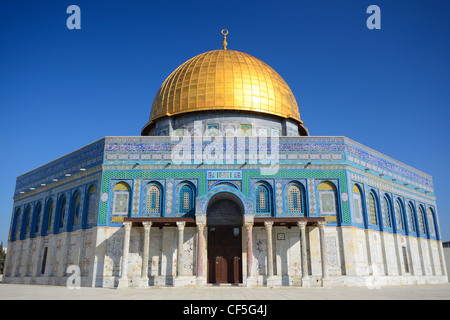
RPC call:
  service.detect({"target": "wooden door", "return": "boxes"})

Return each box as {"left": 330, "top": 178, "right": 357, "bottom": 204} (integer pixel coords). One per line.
{"left": 208, "top": 226, "right": 242, "bottom": 284}
{"left": 215, "top": 256, "right": 228, "bottom": 283}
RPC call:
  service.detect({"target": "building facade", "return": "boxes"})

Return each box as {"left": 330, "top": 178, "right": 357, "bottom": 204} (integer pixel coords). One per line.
{"left": 3, "top": 34, "right": 447, "bottom": 288}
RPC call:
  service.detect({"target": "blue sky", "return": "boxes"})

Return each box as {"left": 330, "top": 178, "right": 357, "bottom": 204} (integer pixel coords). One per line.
{"left": 0, "top": 0, "right": 449, "bottom": 245}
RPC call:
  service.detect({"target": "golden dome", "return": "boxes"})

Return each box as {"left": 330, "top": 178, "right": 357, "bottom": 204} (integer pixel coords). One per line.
{"left": 147, "top": 49, "right": 304, "bottom": 125}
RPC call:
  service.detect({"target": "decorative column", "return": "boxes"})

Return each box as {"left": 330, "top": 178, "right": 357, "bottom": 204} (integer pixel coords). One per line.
{"left": 244, "top": 216, "right": 256, "bottom": 287}
{"left": 318, "top": 221, "right": 330, "bottom": 287}
{"left": 297, "top": 221, "right": 310, "bottom": 287}
{"left": 139, "top": 221, "right": 152, "bottom": 287}
{"left": 174, "top": 221, "right": 186, "bottom": 287}
{"left": 117, "top": 221, "right": 132, "bottom": 289}
{"left": 196, "top": 216, "right": 207, "bottom": 286}
{"left": 264, "top": 221, "right": 275, "bottom": 287}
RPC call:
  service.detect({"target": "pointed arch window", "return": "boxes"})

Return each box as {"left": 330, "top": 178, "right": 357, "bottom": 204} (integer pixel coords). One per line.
{"left": 56, "top": 194, "right": 67, "bottom": 230}
{"left": 112, "top": 182, "right": 131, "bottom": 216}
{"left": 407, "top": 202, "right": 416, "bottom": 234}
{"left": 318, "top": 181, "right": 337, "bottom": 216}
{"left": 146, "top": 184, "right": 162, "bottom": 214}
{"left": 85, "top": 185, "right": 97, "bottom": 226}
{"left": 255, "top": 184, "right": 271, "bottom": 214}
{"left": 394, "top": 199, "right": 405, "bottom": 231}
{"left": 418, "top": 206, "right": 426, "bottom": 236}
{"left": 368, "top": 191, "right": 378, "bottom": 226}
{"left": 71, "top": 190, "right": 81, "bottom": 228}
{"left": 179, "top": 184, "right": 194, "bottom": 214}
{"left": 33, "top": 202, "right": 43, "bottom": 236}
{"left": 352, "top": 184, "right": 364, "bottom": 223}
{"left": 427, "top": 208, "right": 436, "bottom": 237}
{"left": 382, "top": 195, "right": 392, "bottom": 228}
{"left": 45, "top": 199, "right": 54, "bottom": 233}
{"left": 287, "top": 184, "right": 304, "bottom": 214}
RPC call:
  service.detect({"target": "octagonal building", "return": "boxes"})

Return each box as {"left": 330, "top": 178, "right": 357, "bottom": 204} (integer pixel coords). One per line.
{"left": 3, "top": 32, "right": 447, "bottom": 288}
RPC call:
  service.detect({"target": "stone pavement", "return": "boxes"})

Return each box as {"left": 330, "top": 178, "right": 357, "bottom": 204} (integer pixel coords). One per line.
{"left": 0, "top": 282, "right": 449, "bottom": 300}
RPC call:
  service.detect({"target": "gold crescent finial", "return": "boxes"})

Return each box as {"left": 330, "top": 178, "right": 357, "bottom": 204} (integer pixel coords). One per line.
{"left": 221, "top": 29, "right": 228, "bottom": 50}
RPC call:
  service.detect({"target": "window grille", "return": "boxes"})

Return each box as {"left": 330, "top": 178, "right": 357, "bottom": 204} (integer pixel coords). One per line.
{"left": 256, "top": 185, "right": 270, "bottom": 214}
{"left": 179, "top": 185, "right": 194, "bottom": 214}
{"left": 369, "top": 192, "right": 378, "bottom": 225}
{"left": 146, "top": 185, "right": 161, "bottom": 214}
{"left": 395, "top": 200, "right": 404, "bottom": 231}
{"left": 382, "top": 196, "right": 392, "bottom": 228}
{"left": 288, "top": 185, "right": 303, "bottom": 213}
{"left": 407, "top": 203, "right": 416, "bottom": 233}
{"left": 352, "top": 185, "right": 363, "bottom": 221}
{"left": 418, "top": 207, "right": 426, "bottom": 235}
{"left": 427, "top": 208, "right": 436, "bottom": 237}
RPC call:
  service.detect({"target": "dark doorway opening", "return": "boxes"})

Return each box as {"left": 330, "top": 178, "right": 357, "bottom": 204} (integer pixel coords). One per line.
{"left": 206, "top": 193, "right": 244, "bottom": 284}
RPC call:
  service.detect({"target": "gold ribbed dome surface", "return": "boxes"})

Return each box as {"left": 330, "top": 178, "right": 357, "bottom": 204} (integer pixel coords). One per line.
{"left": 149, "top": 49, "right": 302, "bottom": 123}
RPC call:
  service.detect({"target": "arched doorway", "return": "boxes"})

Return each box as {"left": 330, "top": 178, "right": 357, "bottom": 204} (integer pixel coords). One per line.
{"left": 206, "top": 192, "right": 244, "bottom": 284}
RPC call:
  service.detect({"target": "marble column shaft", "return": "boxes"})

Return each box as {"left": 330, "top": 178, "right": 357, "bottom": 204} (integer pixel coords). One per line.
{"left": 141, "top": 221, "right": 152, "bottom": 281}
{"left": 196, "top": 222, "right": 205, "bottom": 277}
{"left": 176, "top": 221, "right": 186, "bottom": 277}
{"left": 297, "top": 221, "right": 309, "bottom": 285}
{"left": 264, "top": 221, "right": 274, "bottom": 278}
{"left": 245, "top": 222, "right": 254, "bottom": 278}
{"left": 318, "top": 221, "right": 329, "bottom": 285}
{"left": 118, "top": 221, "right": 132, "bottom": 288}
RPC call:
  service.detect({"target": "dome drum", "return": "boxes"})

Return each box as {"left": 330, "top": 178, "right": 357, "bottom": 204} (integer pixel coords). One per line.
{"left": 142, "top": 110, "right": 307, "bottom": 137}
